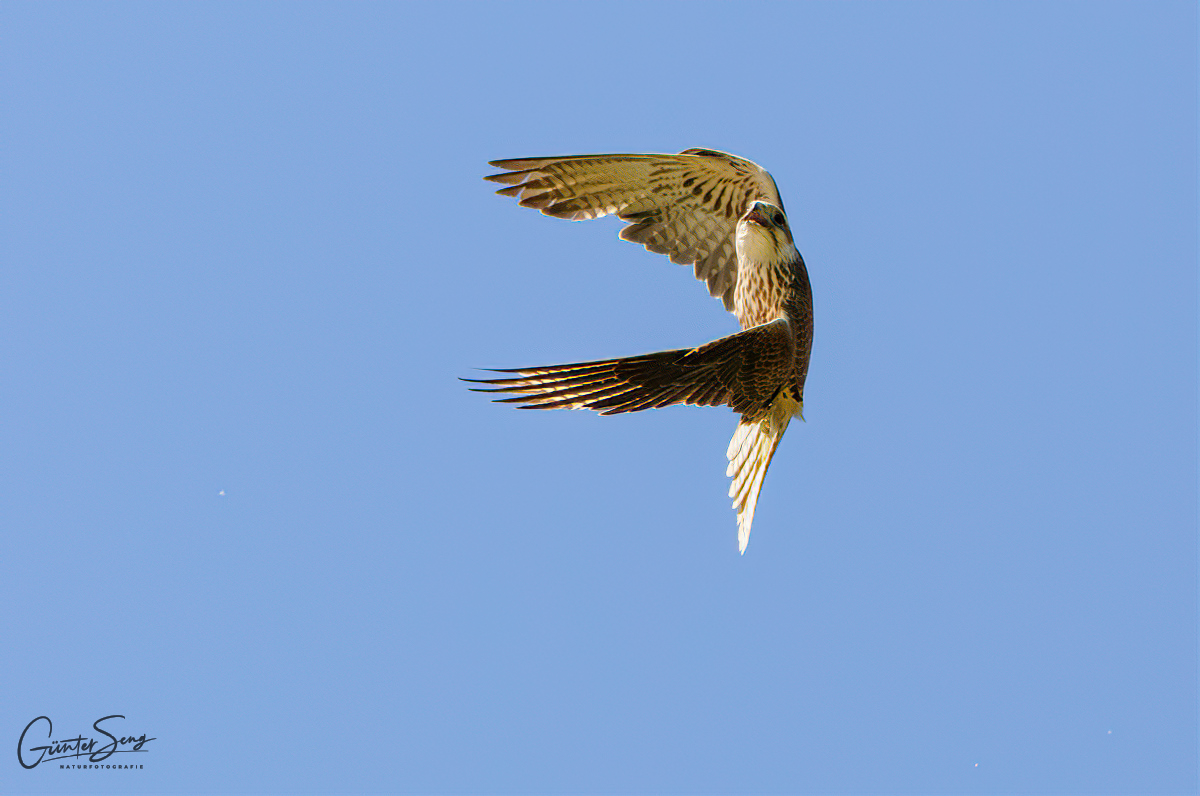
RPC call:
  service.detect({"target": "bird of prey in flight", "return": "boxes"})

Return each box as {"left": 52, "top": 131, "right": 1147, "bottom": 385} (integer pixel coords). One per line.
{"left": 468, "top": 148, "right": 813, "bottom": 553}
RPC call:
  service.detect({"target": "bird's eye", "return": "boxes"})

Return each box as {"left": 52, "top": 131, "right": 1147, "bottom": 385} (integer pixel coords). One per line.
{"left": 772, "top": 212, "right": 785, "bottom": 226}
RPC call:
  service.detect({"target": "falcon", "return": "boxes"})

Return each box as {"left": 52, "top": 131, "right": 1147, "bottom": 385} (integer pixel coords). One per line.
{"left": 468, "top": 149, "right": 813, "bottom": 553}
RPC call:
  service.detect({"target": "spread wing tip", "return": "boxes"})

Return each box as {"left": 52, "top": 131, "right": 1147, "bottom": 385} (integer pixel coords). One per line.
{"left": 483, "top": 172, "right": 525, "bottom": 186}
{"left": 487, "top": 157, "right": 561, "bottom": 172}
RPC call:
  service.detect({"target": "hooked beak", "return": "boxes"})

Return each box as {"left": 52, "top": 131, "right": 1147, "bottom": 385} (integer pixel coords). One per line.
{"left": 744, "top": 204, "right": 770, "bottom": 227}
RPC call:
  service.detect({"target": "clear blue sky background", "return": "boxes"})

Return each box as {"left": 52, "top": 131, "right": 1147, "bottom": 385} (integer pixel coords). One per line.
{"left": 2, "top": 3, "right": 1195, "bottom": 794}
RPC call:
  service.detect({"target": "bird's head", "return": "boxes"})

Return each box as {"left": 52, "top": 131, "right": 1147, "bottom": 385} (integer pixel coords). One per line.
{"left": 736, "top": 200, "right": 795, "bottom": 262}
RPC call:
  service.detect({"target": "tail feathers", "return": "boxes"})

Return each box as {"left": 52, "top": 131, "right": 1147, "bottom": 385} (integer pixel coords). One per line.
{"left": 725, "top": 401, "right": 795, "bottom": 554}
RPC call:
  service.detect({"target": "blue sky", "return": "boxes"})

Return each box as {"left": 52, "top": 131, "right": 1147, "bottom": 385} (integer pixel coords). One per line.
{"left": 1, "top": 2, "right": 1195, "bottom": 794}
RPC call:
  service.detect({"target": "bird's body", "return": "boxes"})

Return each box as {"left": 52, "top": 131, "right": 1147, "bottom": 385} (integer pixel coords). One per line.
{"left": 725, "top": 204, "right": 812, "bottom": 548}
{"left": 470, "top": 149, "right": 812, "bottom": 553}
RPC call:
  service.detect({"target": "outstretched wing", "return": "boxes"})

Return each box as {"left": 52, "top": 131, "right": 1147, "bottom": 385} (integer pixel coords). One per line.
{"left": 466, "top": 319, "right": 794, "bottom": 418}
{"left": 485, "top": 149, "right": 783, "bottom": 311}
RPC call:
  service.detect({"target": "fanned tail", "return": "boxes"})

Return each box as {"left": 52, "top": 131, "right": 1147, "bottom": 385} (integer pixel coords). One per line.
{"left": 725, "top": 396, "right": 799, "bottom": 554}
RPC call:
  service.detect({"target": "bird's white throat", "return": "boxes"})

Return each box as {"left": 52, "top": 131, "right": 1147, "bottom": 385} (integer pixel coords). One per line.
{"left": 735, "top": 222, "right": 796, "bottom": 266}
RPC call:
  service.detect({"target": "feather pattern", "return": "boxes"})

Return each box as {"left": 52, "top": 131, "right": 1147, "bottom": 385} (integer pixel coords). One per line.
{"left": 485, "top": 149, "right": 783, "bottom": 310}
{"left": 467, "top": 319, "right": 794, "bottom": 419}
{"left": 474, "top": 150, "right": 812, "bottom": 553}
{"left": 726, "top": 396, "right": 799, "bottom": 554}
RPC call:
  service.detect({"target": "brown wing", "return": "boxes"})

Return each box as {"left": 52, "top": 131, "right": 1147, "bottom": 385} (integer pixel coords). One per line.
{"left": 465, "top": 319, "right": 794, "bottom": 419}
{"left": 485, "top": 149, "right": 783, "bottom": 311}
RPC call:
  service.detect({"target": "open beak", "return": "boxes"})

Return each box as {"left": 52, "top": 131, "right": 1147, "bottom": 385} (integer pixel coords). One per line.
{"left": 744, "top": 205, "right": 770, "bottom": 227}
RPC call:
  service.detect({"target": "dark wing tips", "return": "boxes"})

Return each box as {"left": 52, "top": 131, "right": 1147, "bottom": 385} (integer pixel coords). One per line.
{"left": 485, "top": 156, "right": 573, "bottom": 187}
{"left": 483, "top": 170, "right": 527, "bottom": 185}
{"left": 488, "top": 157, "right": 555, "bottom": 170}
{"left": 483, "top": 160, "right": 544, "bottom": 196}
{"left": 463, "top": 365, "right": 633, "bottom": 412}
{"left": 492, "top": 184, "right": 525, "bottom": 198}
{"left": 461, "top": 340, "right": 747, "bottom": 416}
{"left": 484, "top": 163, "right": 569, "bottom": 212}
{"left": 677, "top": 147, "right": 730, "bottom": 158}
